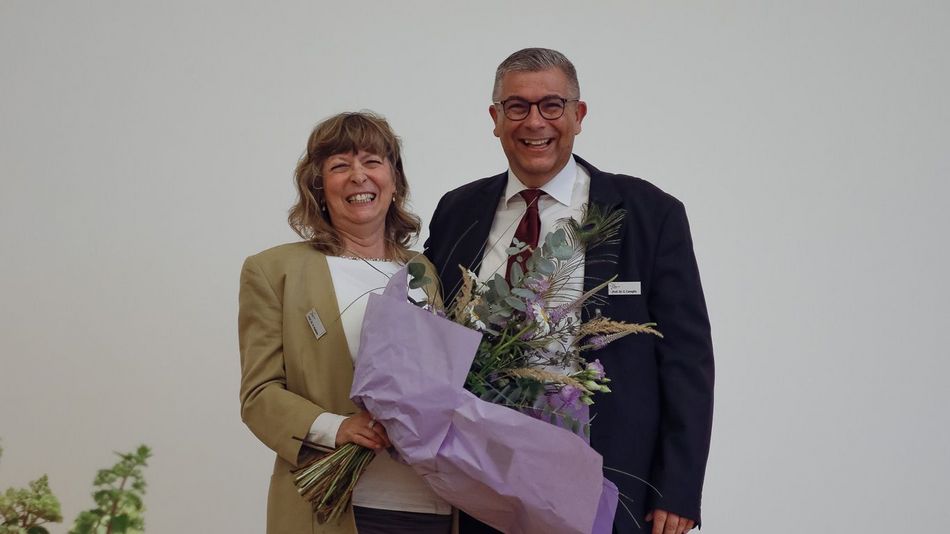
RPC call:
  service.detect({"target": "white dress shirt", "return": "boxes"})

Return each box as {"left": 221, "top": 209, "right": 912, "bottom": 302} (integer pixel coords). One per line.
{"left": 476, "top": 156, "right": 590, "bottom": 282}
{"left": 477, "top": 156, "right": 591, "bottom": 372}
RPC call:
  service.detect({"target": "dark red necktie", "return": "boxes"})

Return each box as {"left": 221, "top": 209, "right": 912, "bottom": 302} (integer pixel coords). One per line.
{"left": 506, "top": 189, "right": 544, "bottom": 281}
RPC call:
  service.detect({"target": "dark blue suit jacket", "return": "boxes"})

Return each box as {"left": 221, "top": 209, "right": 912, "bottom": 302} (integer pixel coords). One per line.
{"left": 423, "top": 155, "right": 714, "bottom": 532}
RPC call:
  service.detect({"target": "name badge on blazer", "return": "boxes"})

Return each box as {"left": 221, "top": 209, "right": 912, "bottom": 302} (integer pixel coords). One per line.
{"left": 608, "top": 281, "right": 642, "bottom": 296}
{"left": 306, "top": 308, "right": 327, "bottom": 340}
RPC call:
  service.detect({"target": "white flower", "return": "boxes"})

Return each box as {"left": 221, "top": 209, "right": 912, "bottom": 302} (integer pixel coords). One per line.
{"left": 467, "top": 302, "right": 488, "bottom": 332}
{"left": 530, "top": 302, "right": 551, "bottom": 337}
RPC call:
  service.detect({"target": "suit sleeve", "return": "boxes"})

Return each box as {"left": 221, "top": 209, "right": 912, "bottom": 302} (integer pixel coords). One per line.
{"left": 648, "top": 200, "right": 715, "bottom": 523}
{"left": 238, "top": 256, "right": 327, "bottom": 467}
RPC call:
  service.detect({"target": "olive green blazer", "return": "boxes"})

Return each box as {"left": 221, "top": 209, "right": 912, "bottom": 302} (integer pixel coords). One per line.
{"left": 238, "top": 242, "right": 441, "bottom": 534}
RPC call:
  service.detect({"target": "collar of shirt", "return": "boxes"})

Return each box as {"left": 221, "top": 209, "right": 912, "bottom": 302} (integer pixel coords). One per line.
{"left": 504, "top": 155, "right": 578, "bottom": 208}
{"left": 477, "top": 156, "right": 590, "bottom": 283}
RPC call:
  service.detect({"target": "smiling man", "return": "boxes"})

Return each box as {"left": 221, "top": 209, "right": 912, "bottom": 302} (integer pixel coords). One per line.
{"left": 424, "top": 48, "right": 715, "bottom": 534}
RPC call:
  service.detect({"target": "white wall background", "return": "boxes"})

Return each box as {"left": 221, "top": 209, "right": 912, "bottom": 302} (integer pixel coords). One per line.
{"left": 2, "top": 1, "right": 948, "bottom": 532}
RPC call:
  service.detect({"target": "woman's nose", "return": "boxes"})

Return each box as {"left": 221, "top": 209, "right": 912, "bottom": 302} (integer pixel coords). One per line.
{"left": 350, "top": 165, "right": 368, "bottom": 183}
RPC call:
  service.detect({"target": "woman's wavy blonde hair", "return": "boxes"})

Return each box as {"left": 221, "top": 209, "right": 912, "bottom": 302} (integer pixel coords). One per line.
{"left": 288, "top": 111, "right": 421, "bottom": 262}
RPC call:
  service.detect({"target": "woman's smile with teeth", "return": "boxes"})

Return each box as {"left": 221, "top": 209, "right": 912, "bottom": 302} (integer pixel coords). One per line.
{"left": 346, "top": 193, "right": 377, "bottom": 204}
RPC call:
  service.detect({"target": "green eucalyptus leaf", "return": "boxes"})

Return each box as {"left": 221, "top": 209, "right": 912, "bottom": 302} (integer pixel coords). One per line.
{"left": 524, "top": 255, "right": 536, "bottom": 272}
{"left": 537, "top": 258, "right": 556, "bottom": 275}
{"left": 504, "top": 296, "right": 526, "bottom": 311}
{"left": 553, "top": 243, "right": 574, "bottom": 261}
{"left": 511, "top": 288, "right": 535, "bottom": 299}
{"left": 509, "top": 262, "right": 524, "bottom": 286}
{"left": 491, "top": 274, "right": 510, "bottom": 297}
{"left": 408, "top": 275, "right": 431, "bottom": 290}
{"left": 488, "top": 314, "right": 508, "bottom": 325}
{"left": 493, "top": 307, "right": 512, "bottom": 317}
{"left": 407, "top": 261, "right": 425, "bottom": 278}
{"left": 548, "top": 228, "right": 567, "bottom": 247}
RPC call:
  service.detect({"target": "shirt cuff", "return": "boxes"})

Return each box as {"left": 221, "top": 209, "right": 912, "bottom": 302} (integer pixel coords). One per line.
{"left": 308, "top": 412, "right": 347, "bottom": 449}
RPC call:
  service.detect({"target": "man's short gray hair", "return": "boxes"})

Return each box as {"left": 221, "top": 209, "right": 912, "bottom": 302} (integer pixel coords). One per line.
{"left": 492, "top": 47, "right": 580, "bottom": 101}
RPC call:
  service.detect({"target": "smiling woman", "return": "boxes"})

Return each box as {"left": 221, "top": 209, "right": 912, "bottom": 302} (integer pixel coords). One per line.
{"left": 239, "top": 111, "right": 452, "bottom": 533}
{"left": 288, "top": 111, "right": 421, "bottom": 262}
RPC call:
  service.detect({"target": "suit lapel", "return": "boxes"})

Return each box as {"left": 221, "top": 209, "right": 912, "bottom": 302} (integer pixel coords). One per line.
{"left": 300, "top": 249, "right": 353, "bottom": 364}
{"left": 442, "top": 173, "right": 506, "bottom": 303}
{"left": 576, "top": 155, "right": 625, "bottom": 322}
{"left": 466, "top": 173, "right": 508, "bottom": 270}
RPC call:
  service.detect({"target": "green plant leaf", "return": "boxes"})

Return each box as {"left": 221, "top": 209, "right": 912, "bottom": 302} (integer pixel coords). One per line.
{"left": 408, "top": 275, "right": 431, "bottom": 290}
{"left": 407, "top": 261, "right": 425, "bottom": 278}
{"left": 536, "top": 258, "right": 555, "bottom": 275}
{"left": 547, "top": 228, "right": 567, "bottom": 248}
{"left": 71, "top": 445, "right": 150, "bottom": 534}
{"left": 504, "top": 296, "right": 526, "bottom": 311}
{"left": 109, "top": 514, "right": 130, "bottom": 533}
{"left": 552, "top": 243, "right": 574, "bottom": 261}
{"left": 491, "top": 274, "right": 510, "bottom": 297}
{"left": 511, "top": 288, "right": 535, "bottom": 299}
{"left": 509, "top": 262, "right": 524, "bottom": 286}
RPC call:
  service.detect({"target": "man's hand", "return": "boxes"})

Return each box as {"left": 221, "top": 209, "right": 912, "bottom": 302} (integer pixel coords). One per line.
{"left": 646, "top": 509, "right": 695, "bottom": 534}
{"left": 335, "top": 411, "right": 391, "bottom": 450}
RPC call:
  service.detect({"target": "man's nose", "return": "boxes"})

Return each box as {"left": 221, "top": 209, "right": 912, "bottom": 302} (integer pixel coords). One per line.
{"left": 524, "top": 103, "right": 547, "bottom": 127}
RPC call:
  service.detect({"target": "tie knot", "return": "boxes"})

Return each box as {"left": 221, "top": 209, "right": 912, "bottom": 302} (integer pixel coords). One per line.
{"left": 519, "top": 189, "right": 544, "bottom": 206}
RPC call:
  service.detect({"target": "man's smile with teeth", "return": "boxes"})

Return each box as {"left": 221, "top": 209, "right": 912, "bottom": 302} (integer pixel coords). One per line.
{"left": 346, "top": 193, "right": 377, "bottom": 204}
{"left": 522, "top": 138, "right": 552, "bottom": 147}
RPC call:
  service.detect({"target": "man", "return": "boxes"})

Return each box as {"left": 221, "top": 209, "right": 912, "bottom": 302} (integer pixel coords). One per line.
{"left": 424, "top": 48, "right": 714, "bottom": 534}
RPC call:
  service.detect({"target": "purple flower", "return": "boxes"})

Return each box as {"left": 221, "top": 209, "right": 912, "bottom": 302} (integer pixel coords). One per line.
{"left": 588, "top": 336, "right": 608, "bottom": 350}
{"left": 556, "top": 385, "right": 582, "bottom": 407}
{"left": 586, "top": 359, "right": 606, "bottom": 380}
{"left": 548, "top": 306, "right": 566, "bottom": 324}
{"left": 525, "top": 277, "right": 550, "bottom": 293}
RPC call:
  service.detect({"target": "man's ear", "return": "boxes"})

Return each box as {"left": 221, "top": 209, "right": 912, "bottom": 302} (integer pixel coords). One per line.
{"left": 574, "top": 101, "right": 588, "bottom": 135}
{"left": 489, "top": 104, "right": 501, "bottom": 138}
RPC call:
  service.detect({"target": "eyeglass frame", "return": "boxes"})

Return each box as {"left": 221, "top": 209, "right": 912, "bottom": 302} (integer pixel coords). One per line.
{"left": 492, "top": 96, "right": 581, "bottom": 121}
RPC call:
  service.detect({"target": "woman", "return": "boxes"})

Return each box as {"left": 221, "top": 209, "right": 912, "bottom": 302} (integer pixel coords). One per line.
{"left": 239, "top": 112, "right": 452, "bottom": 533}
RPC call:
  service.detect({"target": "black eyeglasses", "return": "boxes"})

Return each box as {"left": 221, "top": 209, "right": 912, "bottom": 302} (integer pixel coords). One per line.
{"left": 493, "top": 96, "right": 580, "bottom": 121}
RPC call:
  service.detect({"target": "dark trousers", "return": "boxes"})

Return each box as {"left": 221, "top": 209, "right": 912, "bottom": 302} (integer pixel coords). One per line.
{"left": 457, "top": 511, "right": 502, "bottom": 534}
{"left": 459, "top": 510, "right": 659, "bottom": 533}
{"left": 353, "top": 505, "right": 452, "bottom": 534}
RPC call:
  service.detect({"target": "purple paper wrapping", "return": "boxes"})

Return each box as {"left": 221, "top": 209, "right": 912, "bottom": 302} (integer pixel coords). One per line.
{"left": 351, "top": 268, "right": 618, "bottom": 534}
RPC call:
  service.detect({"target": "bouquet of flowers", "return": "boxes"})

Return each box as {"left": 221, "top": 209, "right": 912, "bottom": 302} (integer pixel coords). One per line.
{"left": 437, "top": 204, "right": 662, "bottom": 434}
{"left": 293, "top": 204, "right": 661, "bottom": 530}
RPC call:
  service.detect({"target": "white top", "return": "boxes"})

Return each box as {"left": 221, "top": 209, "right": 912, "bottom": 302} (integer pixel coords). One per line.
{"left": 308, "top": 256, "right": 451, "bottom": 515}
{"left": 477, "top": 157, "right": 591, "bottom": 373}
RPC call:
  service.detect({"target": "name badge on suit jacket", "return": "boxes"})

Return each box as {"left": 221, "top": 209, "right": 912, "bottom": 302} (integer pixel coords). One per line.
{"left": 608, "top": 281, "right": 642, "bottom": 296}
{"left": 306, "top": 308, "right": 327, "bottom": 340}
